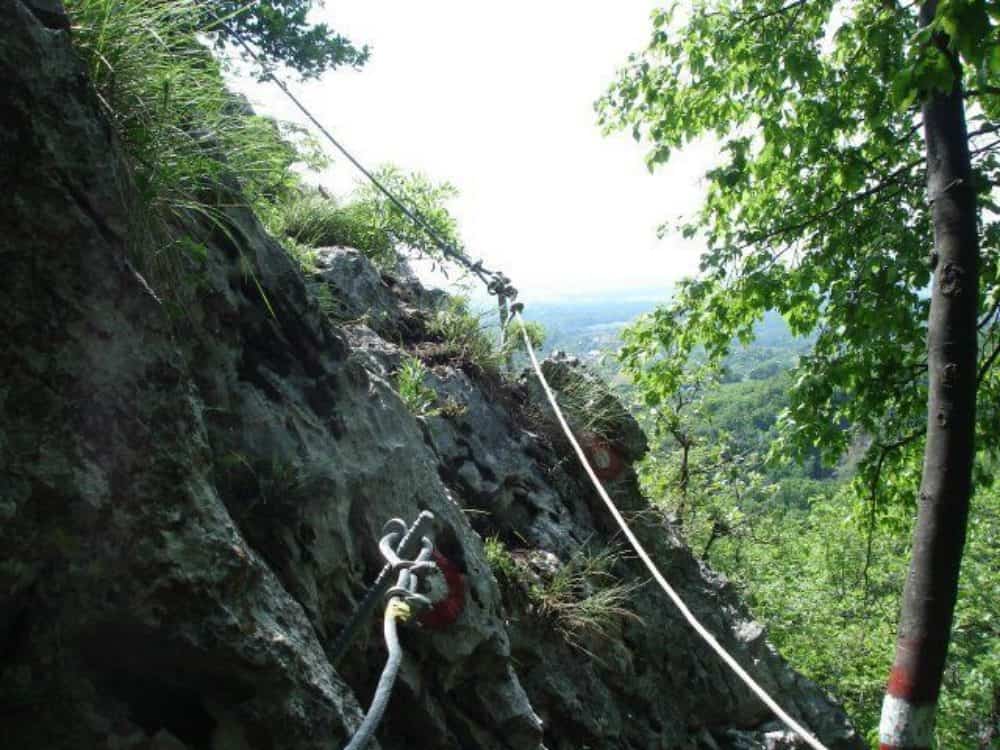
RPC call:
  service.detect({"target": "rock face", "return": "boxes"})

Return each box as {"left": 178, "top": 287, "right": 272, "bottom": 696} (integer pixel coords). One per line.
{"left": 0, "top": 3, "right": 863, "bottom": 750}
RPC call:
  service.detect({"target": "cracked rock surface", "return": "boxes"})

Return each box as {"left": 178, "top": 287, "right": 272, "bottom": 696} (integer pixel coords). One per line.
{"left": 1, "top": 3, "right": 862, "bottom": 749}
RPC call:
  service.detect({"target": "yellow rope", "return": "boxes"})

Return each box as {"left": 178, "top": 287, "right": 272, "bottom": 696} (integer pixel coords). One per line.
{"left": 386, "top": 598, "right": 412, "bottom": 622}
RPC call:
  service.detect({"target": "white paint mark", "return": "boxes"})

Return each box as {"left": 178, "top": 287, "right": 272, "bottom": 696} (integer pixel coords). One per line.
{"left": 879, "top": 694, "right": 935, "bottom": 748}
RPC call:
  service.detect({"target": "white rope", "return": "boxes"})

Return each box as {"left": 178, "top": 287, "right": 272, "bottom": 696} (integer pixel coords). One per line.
{"left": 513, "top": 312, "right": 829, "bottom": 750}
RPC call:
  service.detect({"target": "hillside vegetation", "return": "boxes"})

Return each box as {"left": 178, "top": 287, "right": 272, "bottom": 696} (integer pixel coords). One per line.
{"left": 535, "top": 298, "right": 997, "bottom": 747}
{"left": 599, "top": 1, "right": 1000, "bottom": 746}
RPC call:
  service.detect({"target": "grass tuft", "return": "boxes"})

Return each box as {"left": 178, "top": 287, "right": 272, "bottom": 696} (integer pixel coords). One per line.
{"left": 530, "top": 545, "right": 644, "bottom": 645}
{"left": 268, "top": 188, "right": 396, "bottom": 268}
{"left": 65, "top": 0, "right": 310, "bottom": 294}
{"left": 395, "top": 356, "right": 440, "bottom": 417}
{"left": 485, "top": 537, "right": 644, "bottom": 649}
{"left": 428, "top": 296, "right": 503, "bottom": 369}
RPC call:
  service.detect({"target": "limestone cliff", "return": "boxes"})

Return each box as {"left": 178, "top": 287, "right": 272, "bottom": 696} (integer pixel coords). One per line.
{"left": 1, "top": 3, "right": 863, "bottom": 749}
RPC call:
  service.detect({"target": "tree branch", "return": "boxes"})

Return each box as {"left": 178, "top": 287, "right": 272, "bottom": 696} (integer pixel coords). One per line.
{"left": 970, "top": 138, "right": 1000, "bottom": 158}
{"left": 978, "top": 299, "right": 1000, "bottom": 331}
{"left": 703, "top": 0, "right": 810, "bottom": 29}
{"left": 965, "top": 86, "right": 1000, "bottom": 98}
{"left": 861, "top": 430, "right": 922, "bottom": 600}
{"left": 733, "top": 168, "right": 919, "bottom": 255}
{"left": 978, "top": 341, "right": 1000, "bottom": 384}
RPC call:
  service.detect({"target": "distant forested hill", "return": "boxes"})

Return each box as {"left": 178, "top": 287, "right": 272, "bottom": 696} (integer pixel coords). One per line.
{"left": 525, "top": 295, "right": 808, "bottom": 384}
{"left": 526, "top": 297, "right": 661, "bottom": 359}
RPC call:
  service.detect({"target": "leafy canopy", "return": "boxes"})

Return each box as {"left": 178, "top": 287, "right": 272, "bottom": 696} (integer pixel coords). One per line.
{"left": 209, "top": 0, "right": 369, "bottom": 79}
{"left": 704, "top": 480, "right": 1000, "bottom": 747}
{"left": 353, "top": 166, "right": 465, "bottom": 270}
{"left": 598, "top": 0, "right": 1000, "bottom": 509}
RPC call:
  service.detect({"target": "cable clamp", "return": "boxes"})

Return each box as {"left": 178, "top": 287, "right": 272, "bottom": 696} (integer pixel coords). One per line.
{"left": 378, "top": 522, "right": 437, "bottom": 611}
{"left": 487, "top": 275, "right": 506, "bottom": 296}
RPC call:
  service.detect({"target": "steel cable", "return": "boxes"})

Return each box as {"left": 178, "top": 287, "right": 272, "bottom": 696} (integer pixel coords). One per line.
{"left": 218, "top": 19, "right": 506, "bottom": 290}
{"left": 342, "top": 598, "right": 409, "bottom": 750}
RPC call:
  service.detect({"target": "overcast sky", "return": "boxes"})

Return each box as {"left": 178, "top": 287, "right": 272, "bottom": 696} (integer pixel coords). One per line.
{"left": 232, "top": 1, "right": 717, "bottom": 301}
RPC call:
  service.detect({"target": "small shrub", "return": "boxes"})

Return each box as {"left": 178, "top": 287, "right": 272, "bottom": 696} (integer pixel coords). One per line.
{"left": 270, "top": 189, "right": 395, "bottom": 267}
{"left": 395, "top": 357, "right": 439, "bottom": 417}
{"left": 270, "top": 165, "right": 466, "bottom": 274}
{"left": 529, "top": 546, "right": 643, "bottom": 645}
{"left": 353, "top": 165, "right": 463, "bottom": 266}
{"left": 484, "top": 535, "right": 518, "bottom": 581}
{"left": 428, "top": 296, "right": 502, "bottom": 369}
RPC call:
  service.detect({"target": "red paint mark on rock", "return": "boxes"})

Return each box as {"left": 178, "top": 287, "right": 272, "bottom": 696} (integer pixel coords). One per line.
{"left": 417, "top": 551, "right": 466, "bottom": 629}
{"left": 584, "top": 436, "right": 625, "bottom": 480}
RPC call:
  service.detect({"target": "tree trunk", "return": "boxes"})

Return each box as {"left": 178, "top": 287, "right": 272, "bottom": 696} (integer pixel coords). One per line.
{"left": 878, "top": 4, "right": 979, "bottom": 749}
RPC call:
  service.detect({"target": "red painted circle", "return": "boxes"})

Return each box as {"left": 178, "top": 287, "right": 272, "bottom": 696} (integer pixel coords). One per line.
{"left": 417, "top": 551, "right": 466, "bottom": 629}
{"left": 584, "top": 436, "right": 625, "bottom": 480}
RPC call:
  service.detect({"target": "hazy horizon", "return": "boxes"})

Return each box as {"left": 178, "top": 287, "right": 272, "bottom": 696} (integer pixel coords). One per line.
{"left": 230, "top": 2, "right": 718, "bottom": 301}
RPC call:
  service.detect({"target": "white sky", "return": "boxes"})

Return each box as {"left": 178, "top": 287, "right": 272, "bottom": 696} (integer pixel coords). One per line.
{"left": 232, "top": 1, "right": 717, "bottom": 300}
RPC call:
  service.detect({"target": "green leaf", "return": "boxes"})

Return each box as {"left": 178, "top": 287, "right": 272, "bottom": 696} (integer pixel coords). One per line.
{"left": 178, "top": 237, "right": 208, "bottom": 262}
{"left": 989, "top": 43, "right": 1000, "bottom": 78}
{"left": 891, "top": 68, "right": 919, "bottom": 111}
